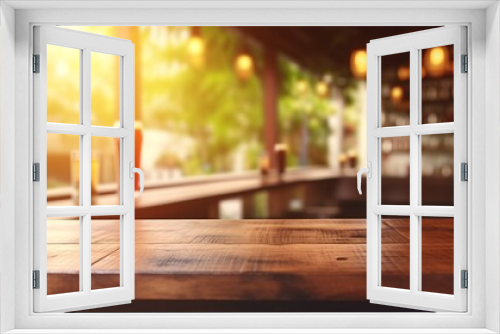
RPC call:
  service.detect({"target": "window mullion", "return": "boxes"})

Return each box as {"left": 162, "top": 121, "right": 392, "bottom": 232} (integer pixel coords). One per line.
{"left": 82, "top": 47, "right": 92, "bottom": 294}
{"left": 409, "top": 48, "right": 420, "bottom": 294}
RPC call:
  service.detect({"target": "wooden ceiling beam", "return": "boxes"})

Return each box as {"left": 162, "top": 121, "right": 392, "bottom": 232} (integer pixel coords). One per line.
{"left": 235, "top": 26, "right": 438, "bottom": 76}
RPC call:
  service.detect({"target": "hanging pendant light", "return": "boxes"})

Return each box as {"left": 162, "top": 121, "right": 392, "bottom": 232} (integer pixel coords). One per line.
{"left": 397, "top": 66, "right": 410, "bottom": 81}
{"left": 187, "top": 26, "right": 205, "bottom": 68}
{"left": 315, "top": 81, "right": 329, "bottom": 98}
{"left": 295, "top": 79, "right": 309, "bottom": 96}
{"left": 390, "top": 86, "right": 404, "bottom": 103}
{"left": 424, "top": 46, "right": 449, "bottom": 77}
{"left": 235, "top": 44, "right": 255, "bottom": 80}
{"left": 350, "top": 49, "right": 367, "bottom": 79}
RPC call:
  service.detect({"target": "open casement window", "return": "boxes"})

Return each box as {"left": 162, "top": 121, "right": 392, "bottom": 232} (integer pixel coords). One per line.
{"left": 33, "top": 26, "right": 139, "bottom": 312}
{"left": 365, "top": 26, "right": 467, "bottom": 312}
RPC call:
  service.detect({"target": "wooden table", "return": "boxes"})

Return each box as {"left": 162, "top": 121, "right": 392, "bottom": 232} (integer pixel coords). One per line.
{"left": 47, "top": 218, "right": 454, "bottom": 300}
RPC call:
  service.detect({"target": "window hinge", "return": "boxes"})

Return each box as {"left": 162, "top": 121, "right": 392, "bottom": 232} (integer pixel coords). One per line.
{"left": 461, "top": 270, "right": 468, "bottom": 289}
{"left": 461, "top": 54, "right": 468, "bottom": 73}
{"left": 33, "top": 163, "right": 40, "bottom": 182}
{"left": 33, "top": 54, "right": 40, "bottom": 73}
{"left": 461, "top": 162, "right": 468, "bottom": 181}
{"left": 33, "top": 270, "right": 40, "bottom": 289}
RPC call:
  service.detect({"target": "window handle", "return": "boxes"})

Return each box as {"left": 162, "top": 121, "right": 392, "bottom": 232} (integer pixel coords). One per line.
{"left": 357, "top": 161, "right": 371, "bottom": 195}
{"left": 129, "top": 161, "right": 145, "bottom": 195}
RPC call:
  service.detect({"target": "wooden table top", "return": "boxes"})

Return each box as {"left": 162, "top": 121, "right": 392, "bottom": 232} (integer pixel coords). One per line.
{"left": 47, "top": 218, "right": 454, "bottom": 300}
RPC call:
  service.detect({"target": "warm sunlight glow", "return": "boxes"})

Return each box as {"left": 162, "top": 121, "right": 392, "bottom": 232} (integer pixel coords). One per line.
{"left": 46, "top": 44, "right": 80, "bottom": 124}
{"left": 188, "top": 36, "right": 205, "bottom": 57}
{"left": 187, "top": 36, "right": 205, "bottom": 67}
{"left": 43, "top": 27, "right": 456, "bottom": 309}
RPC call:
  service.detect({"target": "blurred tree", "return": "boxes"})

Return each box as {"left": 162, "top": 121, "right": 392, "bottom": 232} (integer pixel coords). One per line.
{"left": 278, "top": 58, "right": 335, "bottom": 167}
{"left": 51, "top": 26, "right": 336, "bottom": 179}
{"left": 141, "top": 26, "right": 264, "bottom": 175}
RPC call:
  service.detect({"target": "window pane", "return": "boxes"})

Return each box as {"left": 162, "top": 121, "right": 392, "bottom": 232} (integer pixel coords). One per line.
{"left": 421, "top": 133, "right": 454, "bottom": 206}
{"left": 381, "top": 136, "right": 410, "bottom": 205}
{"left": 421, "top": 45, "right": 454, "bottom": 124}
{"left": 91, "top": 137, "right": 121, "bottom": 206}
{"left": 47, "top": 217, "right": 80, "bottom": 295}
{"left": 91, "top": 216, "right": 121, "bottom": 290}
{"left": 421, "top": 217, "right": 454, "bottom": 294}
{"left": 47, "top": 45, "right": 80, "bottom": 124}
{"left": 91, "top": 52, "right": 121, "bottom": 127}
{"left": 219, "top": 198, "right": 243, "bottom": 219}
{"left": 47, "top": 133, "right": 80, "bottom": 206}
{"left": 381, "top": 216, "right": 410, "bottom": 290}
{"left": 381, "top": 52, "right": 410, "bottom": 127}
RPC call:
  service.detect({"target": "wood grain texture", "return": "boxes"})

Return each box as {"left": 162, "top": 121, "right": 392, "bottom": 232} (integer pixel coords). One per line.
{"left": 47, "top": 218, "right": 454, "bottom": 300}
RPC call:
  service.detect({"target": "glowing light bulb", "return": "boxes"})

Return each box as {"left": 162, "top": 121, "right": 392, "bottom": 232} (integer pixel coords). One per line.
{"left": 397, "top": 66, "right": 410, "bottom": 81}
{"left": 188, "top": 37, "right": 204, "bottom": 57}
{"left": 430, "top": 47, "right": 445, "bottom": 66}
{"left": 350, "top": 49, "right": 367, "bottom": 78}
{"left": 316, "top": 82, "right": 329, "bottom": 97}
{"left": 187, "top": 36, "right": 205, "bottom": 67}
{"left": 391, "top": 86, "right": 404, "bottom": 103}
{"left": 296, "top": 80, "right": 309, "bottom": 95}
{"left": 235, "top": 54, "right": 254, "bottom": 80}
{"left": 424, "top": 46, "right": 449, "bottom": 77}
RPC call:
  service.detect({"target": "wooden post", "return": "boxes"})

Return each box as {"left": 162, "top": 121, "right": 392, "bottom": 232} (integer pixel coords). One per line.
{"left": 263, "top": 49, "right": 279, "bottom": 169}
{"left": 329, "top": 86, "right": 344, "bottom": 172}
{"left": 262, "top": 49, "right": 282, "bottom": 217}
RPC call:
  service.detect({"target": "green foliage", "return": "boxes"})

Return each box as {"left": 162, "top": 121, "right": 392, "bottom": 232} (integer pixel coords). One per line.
{"left": 278, "top": 58, "right": 335, "bottom": 166}
{"left": 141, "top": 27, "right": 264, "bottom": 175}
{"left": 342, "top": 85, "right": 361, "bottom": 128}
{"left": 50, "top": 26, "right": 338, "bottom": 178}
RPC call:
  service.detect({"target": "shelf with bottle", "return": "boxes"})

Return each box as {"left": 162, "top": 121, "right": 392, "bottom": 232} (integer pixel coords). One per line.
{"left": 381, "top": 107, "right": 453, "bottom": 127}
{"left": 379, "top": 135, "right": 453, "bottom": 154}
{"left": 380, "top": 113, "right": 410, "bottom": 128}
{"left": 381, "top": 136, "right": 410, "bottom": 155}
{"left": 422, "top": 100, "right": 454, "bottom": 124}
{"left": 422, "top": 76, "right": 454, "bottom": 102}
{"left": 421, "top": 133, "right": 454, "bottom": 153}
{"left": 380, "top": 74, "right": 454, "bottom": 127}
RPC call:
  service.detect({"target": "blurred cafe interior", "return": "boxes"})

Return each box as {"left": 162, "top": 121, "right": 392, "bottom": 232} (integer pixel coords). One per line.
{"left": 46, "top": 26, "right": 455, "bottom": 312}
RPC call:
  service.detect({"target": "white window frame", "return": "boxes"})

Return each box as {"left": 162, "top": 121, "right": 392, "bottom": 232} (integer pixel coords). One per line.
{"left": 33, "top": 25, "right": 136, "bottom": 313}
{"left": 0, "top": 1, "right": 498, "bottom": 333}
{"left": 366, "top": 26, "right": 468, "bottom": 312}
